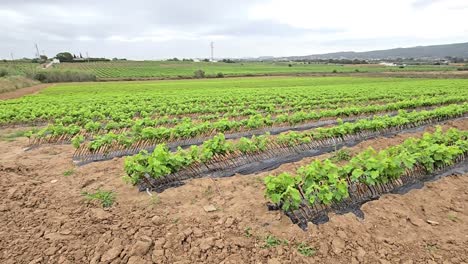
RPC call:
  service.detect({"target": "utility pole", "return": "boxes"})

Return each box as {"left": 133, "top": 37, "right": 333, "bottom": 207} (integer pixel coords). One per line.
{"left": 86, "top": 51, "right": 90, "bottom": 63}
{"left": 210, "top": 41, "right": 214, "bottom": 62}
{"left": 35, "top": 43, "right": 40, "bottom": 58}
{"left": 10, "top": 52, "right": 15, "bottom": 70}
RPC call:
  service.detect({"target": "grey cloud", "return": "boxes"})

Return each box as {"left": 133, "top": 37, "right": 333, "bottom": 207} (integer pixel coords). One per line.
{"left": 0, "top": 0, "right": 467, "bottom": 59}
{"left": 207, "top": 20, "right": 344, "bottom": 37}
{"left": 411, "top": 0, "right": 441, "bottom": 9}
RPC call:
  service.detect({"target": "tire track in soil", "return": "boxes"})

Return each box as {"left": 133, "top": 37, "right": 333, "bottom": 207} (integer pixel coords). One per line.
{"left": 0, "top": 83, "right": 53, "bottom": 100}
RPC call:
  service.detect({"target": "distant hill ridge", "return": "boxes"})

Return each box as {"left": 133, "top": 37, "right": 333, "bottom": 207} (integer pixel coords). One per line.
{"left": 280, "top": 42, "right": 468, "bottom": 60}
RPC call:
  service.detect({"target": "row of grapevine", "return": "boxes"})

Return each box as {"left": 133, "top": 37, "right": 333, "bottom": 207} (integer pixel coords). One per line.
{"left": 4, "top": 85, "right": 457, "bottom": 127}
{"left": 62, "top": 100, "right": 465, "bottom": 159}
{"left": 123, "top": 104, "right": 467, "bottom": 189}
{"left": 263, "top": 127, "right": 467, "bottom": 229}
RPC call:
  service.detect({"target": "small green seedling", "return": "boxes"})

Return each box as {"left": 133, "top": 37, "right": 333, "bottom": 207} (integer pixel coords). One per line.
{"left": 244, "top": 227, "right": 252, "bottom": 238}
{"left": 297, "top": 242, "right": 316, "bottom": 256}
{"left": 63, "top": 169, "right": 74, "bottom": 176}
{"left": 262, "top": 235, "right": 288, "bottom": 248}
{"left": 447, "top": 213, "right": 458, "bottom": 222}
{"left": 82, "top": 189, "right": 115, "bottom": 208}
{"left": 425, "top": 243, "right": 438, "bottom": 253}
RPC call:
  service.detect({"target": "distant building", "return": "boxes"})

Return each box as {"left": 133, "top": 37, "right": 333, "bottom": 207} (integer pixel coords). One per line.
{"left": 379, "top": 62, "right": 397, "bottom": 66}
{"left": 52, "top": 58, "right": 60, "bottom": 64}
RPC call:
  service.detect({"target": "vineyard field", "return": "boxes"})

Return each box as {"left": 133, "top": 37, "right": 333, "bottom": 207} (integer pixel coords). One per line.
{"left": 55, "top": 60, "right": 459, "bottom": 79}
{"left": 1, "top": 75, "right": 468, "bottom": 263}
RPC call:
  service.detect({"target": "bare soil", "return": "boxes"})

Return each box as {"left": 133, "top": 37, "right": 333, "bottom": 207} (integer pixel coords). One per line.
{"left": 0, "top": 120, "right": 467, "bottom": 264}
{"left": 0, "top": 83, "right": 53, "bottom": 100}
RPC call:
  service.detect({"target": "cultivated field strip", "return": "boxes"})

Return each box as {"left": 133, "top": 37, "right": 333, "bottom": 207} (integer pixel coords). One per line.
{"left": 263, "top": 128, "right": 467, "bottom": 229}
{"left": 135, "top": 115, "right": 467, "bottom": 192}
{"left": 285, "top": 157, "right": 467, "bottom": 230}
{"left": 26, "top": 96, "right": 465, "bottom": 150}
{"left": 54, "top": 61, "right": 459, "bottom": 79}
{"left": 69, "top": 104, "right": 461, "bottom": 164}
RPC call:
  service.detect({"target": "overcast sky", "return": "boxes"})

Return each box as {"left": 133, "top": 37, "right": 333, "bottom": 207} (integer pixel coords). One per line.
{"left": 1, "top": 0, "right": 468, "bottom": 60}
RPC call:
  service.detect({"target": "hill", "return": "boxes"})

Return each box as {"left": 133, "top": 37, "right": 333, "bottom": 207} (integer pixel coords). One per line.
{"left": 281, "top": 42, "right": 468, "bottom": 60}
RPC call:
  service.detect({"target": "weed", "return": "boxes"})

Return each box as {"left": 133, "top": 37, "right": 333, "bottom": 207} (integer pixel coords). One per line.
{"left": 425, "top": 243, "right": 438, "bottom": 253}
{"left": 0, "top": 129, "right": 35, "bottom": 141}
{"left": 82, "top": 189, "right": 115, "bottom": 208}
{"left": 447, "top": 213, "right": 458, "bottom": 222}
{"left": 63, "top": 169, "right": 74, "bottom": 176}
{"left": 332, "top": 148, "right": 351, "bottom": 162}
{"left": 262, "top": 235, "right": 288, "bottom": 248}
{"left": 204, "top": 185, "right": 214, "bottom": 197}
{"left": 244, "top": 227, "right": 252, "bottom": 238}
{"left": 149, "top": 195, "right": 160, "bottom": 206}
{"left": 297, "top": 243, "right": 316, "bottom": 256}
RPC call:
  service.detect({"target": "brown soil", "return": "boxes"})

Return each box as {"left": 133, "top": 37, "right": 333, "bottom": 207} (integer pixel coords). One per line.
{"left": 0, "top": 120, "right": 467, "bottom": 264}
{"left": 0, "top": 83, "right": 53, "bottom": 100}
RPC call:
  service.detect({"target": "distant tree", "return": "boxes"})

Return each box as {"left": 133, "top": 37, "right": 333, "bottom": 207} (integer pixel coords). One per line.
{"left": 194, "top": 69, "right": 205, "bottom": 78}
{"left": 79, "top": 53, "right": 83, "bottom": 59}
{"left": 112, "top": 57, "right": 119, "bottom": 61}
{"left": 222, "top": 59, "right": 236, "bottom": 63}
{"left": 202, "top": 58, "right": 210, "bottom": 62}
{"left": 73, "top": 54, "right": 77, "bottom": 59}
{"left": 0, "top": 68, "right": 9, "bottom": 77}
{"left": 288, "top": 63, "right": 292, "bottom": 67}
{"left": 56, "top": 52, "right": 73, "bottom": 62}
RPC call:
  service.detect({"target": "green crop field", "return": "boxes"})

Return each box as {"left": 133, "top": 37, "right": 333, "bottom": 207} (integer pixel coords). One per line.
{"left": 56, "top": 61, "right": 458, "bottom": 79}
{"left": 0, "top": 61, "right": 40, "bottom": 74}
{"left": 2, "top": 76, "right": 467, "bottom": 160}
{"left": 1, "top": 75, "right": 467, "bottom": 228}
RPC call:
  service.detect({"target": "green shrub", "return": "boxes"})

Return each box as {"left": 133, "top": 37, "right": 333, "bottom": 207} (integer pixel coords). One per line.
{"left": 0, "top": 68, "right": 9, "bottom": 77}
{"left": 0, "top": 76, "right": 40, "bottom": 93}
{"left": 194, "top": 69, "right": 205, "bottom": 79}
{"left": 26, "top": 70, "right": 97, "bottom": 83}
{"left": 216, "top": 72, "right": 224, "bottom": 78}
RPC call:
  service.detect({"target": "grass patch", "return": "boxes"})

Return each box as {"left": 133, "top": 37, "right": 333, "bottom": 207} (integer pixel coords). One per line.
{"left": 0, "top": 129, "right": 33, "bottom": 141}
{"left": 0, "top": 76, "right": 40, "bottom": 94}
{"left": 82, "top": 189, "right": 115, "bottom": 208}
